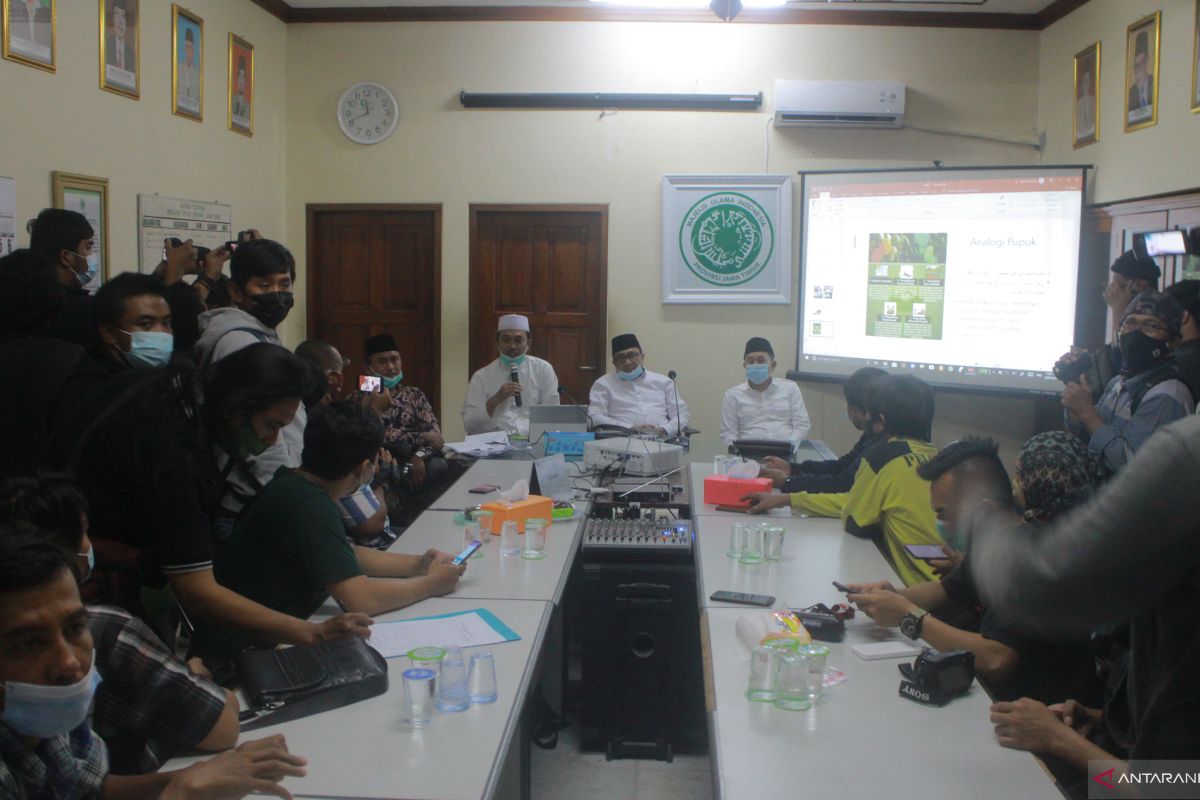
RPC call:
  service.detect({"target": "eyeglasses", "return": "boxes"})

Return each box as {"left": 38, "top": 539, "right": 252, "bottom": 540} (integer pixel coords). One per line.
{"left": 613, "top": 350, "right": 641, "bottom": 364}
{"left": 1119, "top": 318, "right": 1169, "bottom": 337}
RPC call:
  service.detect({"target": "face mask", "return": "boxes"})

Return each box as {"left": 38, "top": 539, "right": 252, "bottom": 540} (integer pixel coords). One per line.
{"left": 499, "top": 353, "right": 526, "bottom": 369}
{"left": 1119, "top": 329, "right": 1170, "bottom": 374}
{"left": 121, "top": 330, "right": 174, "bottom": 368}
{"left": 220, "top": 419, "right": 269, "bottom": 458}
{"left": 618, "top": 365, "right": 645, "bottom": 382}
{"left": 936, "top": 519, "right": 967, "bottom": 553}
{"left": 381, "top": 373, "right": 403, "bottom": 390}
{"left": 1, "top": 657, "right": 101, "bottom": 739}
{"left": 247, "top": 291, "right": 294, "bottom": 329}
{"left": 72, "top": 252, "right": 99, "bottom": 286}
{"left": 79, "top": 546, "right": 95, "bottom": 582}
{"left": 745, "top": 364, "right": 771, "bottom": 385}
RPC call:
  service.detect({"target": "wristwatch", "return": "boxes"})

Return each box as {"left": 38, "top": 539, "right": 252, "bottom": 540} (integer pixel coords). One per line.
{"left": 414, "top": 448, "right": 429, "bottom": 460}
{"left": 899, "top": 610, "right": 928, "bottom": 641}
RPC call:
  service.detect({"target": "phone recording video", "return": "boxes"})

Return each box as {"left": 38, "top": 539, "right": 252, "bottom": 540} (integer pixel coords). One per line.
{"left": 358, "top": 375, "right": 382, "bottom": 393}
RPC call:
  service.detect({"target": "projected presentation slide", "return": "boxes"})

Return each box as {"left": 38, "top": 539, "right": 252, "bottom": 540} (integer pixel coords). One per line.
{"left": 797, "top": 167, "right": 1085, "bottom": 395}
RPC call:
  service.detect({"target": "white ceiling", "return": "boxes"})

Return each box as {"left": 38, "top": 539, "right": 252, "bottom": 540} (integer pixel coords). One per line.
{"left": 285, "top": 0, "right": 1055, "bottom": 12}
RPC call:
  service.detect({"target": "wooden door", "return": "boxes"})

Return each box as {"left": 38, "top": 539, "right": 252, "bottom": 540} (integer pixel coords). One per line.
{"left": 307, "top": 204, "right": 441, "bottom": 414}
{"left": 468, "top": 205, "right": 607, "bottom": 404}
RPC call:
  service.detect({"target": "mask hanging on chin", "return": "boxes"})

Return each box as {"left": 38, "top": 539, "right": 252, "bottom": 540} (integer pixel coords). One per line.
{"left": 617, "top": 365, "right": 645, "bottom": 382}
{"left": 381, "top": 373, "right": 403, "bottom": 390}
{"left": 218, "top": 419, "right": 270, "bottom": 459}
{"left": 499, "top": 353, "right": 526, "bottom": 369}
{"left": 0, "top": 657, "right": 102, "bottom": 739}
{"left": 246, "top": 291, "right": 294, "bottom": 328}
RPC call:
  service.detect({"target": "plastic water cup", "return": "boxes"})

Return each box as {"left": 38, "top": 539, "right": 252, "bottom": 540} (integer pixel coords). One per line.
{"left": 402, "top": 668, "right": 437, "bottom": 727}
{"left": 522, "top": 518, "right": 547, "bottom": 560}
{"left": 499, "top": 520, "right": 521, "bottom": 556}
{"left": 475, "top": 510, "right": 494, "bottom": 538}
{"left": 763, "top": 526, "right": 785, "bottom": 562}
{"left": 738, "top": 524, "right": 764, "bottom": 564}
{"left": 713, "top": 454, "right": 735, "bottom": 476}
{"left": 435, "top": 645, "right": 470, "bottom": 713}
{"left": 727, "top": 522, "right": 744, "bottom": 559}
{"left": 798, "top": 644, "right": 830, "bottom": 701}
{"left": 468, "top": 651, "right": 498, "bottom": 704}
{"left": 773, "top": 651, "right": 813, "bottom": 711}
{"left": 745, "top": 645, "right": 779, "bottom": 702}
{"left": 406, "top": 646, "right": 446, "bottom": 678}
{"left": 463, "top": 521, "right": 485, "bottom": 559}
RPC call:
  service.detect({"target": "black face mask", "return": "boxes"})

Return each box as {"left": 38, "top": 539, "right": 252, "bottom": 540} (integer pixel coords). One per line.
{"left": 248, "top": 291, "right": 294, "bottom": 329}
{"left": 1119, "top": 329, "right": 1170, "bottom": 374}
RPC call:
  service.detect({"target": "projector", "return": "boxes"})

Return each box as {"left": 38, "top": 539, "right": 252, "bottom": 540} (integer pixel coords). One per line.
{"left": 582, "top": 437, "right": 684, "bottom": 476}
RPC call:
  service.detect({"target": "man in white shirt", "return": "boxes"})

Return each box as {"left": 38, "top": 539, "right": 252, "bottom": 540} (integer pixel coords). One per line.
{"left": 720, "top": 336, "right": 811, "bottom": 447}
{"left": 589, "top": 333, "right": 690, "bottom": 437}
{"left": 461, "top": 314, "right": 559, "bottom": 437}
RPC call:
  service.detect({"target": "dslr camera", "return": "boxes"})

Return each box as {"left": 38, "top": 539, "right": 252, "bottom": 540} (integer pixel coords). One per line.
{"left": 1052, "top": 348, "right": 1114, "bottom": 402}
{"left": 898, "top": 648, "right": 975, "bottom": 707}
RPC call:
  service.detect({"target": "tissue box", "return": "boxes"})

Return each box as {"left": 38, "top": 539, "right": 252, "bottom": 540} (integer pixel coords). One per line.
{"left": 480, "top": 495, "right": 554, "bottom": 533}
{"left": 703, "top": 475, "right": 773, "bottom": 508}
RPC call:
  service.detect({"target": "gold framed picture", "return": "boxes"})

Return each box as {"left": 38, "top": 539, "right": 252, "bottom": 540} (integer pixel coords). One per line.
{"left": 228, "top": 33, "right": 254, "bottom": 136}
{"left": 171, "top": 4, "right": 203, "bottom": 121}
{"left": 3, "top": 0, "right": 55, "bottom": 72}
{"left": 100, "top": 0, "right": 139, "bottom": 98}
{"left": 1125, "top": 11, "right": 1160, "bottom": 132}
{"left": 1192, "top": 0, "right": 1199, "bottom": 113}
{"left": 51, "top": 172, "right": 110, "bottom": 287}
{"left": 1073, "top": 42, "right": 1100, "bottom": 148}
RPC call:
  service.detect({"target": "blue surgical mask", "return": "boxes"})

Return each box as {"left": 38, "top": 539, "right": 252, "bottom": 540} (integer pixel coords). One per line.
{"left": 745, "top": 364, "right": 771, "bottom": 385}
{"left": 122, "top": 330, "right": 174, "bottom": 368}
{"left": 79, "top": 546, "right": 95, "bottom": 582}
{"left": 499, "top": 353, "right": 526, "bottom": 369}
{"left": 73, "top": 252, "right": 99, "bottom": 286}
{"left": 1, "top": 657, "right": 101, "bottom": 739}
{"left": 381, "top": 373, "right": 403, "bottom": 390}
{"left": 618, "top": 365, "right": 645, "bottom": 382}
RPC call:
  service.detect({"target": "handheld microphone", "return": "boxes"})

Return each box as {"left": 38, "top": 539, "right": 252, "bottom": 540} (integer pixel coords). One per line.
{"left": 511, "top": 366, "right": 522, "bottom": 407}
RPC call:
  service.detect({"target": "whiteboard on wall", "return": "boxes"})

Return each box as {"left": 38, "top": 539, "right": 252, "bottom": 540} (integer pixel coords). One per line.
{"left": 137, "top": 194, "right": 232, "bottom": 273}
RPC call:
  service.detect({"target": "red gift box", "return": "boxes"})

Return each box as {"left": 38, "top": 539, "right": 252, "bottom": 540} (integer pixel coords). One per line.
{"left": 703, "top": 474, "right": 774, "bottom": 508}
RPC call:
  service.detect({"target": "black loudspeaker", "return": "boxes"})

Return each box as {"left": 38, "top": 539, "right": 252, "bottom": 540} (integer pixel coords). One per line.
{"left": 575, "top": 560, "right": 706, "bottom": 761}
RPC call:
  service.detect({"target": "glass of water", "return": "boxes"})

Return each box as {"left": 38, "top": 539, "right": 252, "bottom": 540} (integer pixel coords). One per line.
{"left": 773, "top": 651, "right": 813, "bottom": 711}
{"left": 402, "top": 668, "right": 437, "bottom": 727}
{"left": 745, "top": 645, "right": 779, "bottom": 702}
{"left": 499, "top": 520, "right": 521, "bottom": 556}
{"left": 763, "top": 526, "right": 785, "bottom": 562}
{"left": 728, "top": 522, "right": 744, "bottom": 559}
{"left": 738, "top": 524, "right": 764, "bottom": 564}
{"left": 522, "top": 518, "right": 547, "bottom": 560}
{"left": 463, "top": 520, "right": 485, "bottom": 559}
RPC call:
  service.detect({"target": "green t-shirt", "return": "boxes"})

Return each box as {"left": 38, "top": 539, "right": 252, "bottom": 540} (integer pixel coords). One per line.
{"left": 202, "top": 469, "right": 363, "bottom": 660}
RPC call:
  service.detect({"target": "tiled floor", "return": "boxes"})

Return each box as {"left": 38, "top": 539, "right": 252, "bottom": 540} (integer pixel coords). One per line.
{"left": 530, "top": 724, "right": 715, "bottom": 800}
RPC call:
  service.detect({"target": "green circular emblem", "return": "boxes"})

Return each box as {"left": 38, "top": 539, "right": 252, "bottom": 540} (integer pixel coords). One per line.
{"left": 679, "top": 192, "right": 775, "bottom": 287}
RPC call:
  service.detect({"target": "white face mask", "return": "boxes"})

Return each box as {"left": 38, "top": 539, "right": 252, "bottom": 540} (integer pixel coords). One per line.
{"left": 1, "top": 656, "right": 101, "bottom": 739}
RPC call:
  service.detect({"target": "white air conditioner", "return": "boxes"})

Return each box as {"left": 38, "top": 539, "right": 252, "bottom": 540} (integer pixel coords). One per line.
{"left": 773, "top": 79, "right": 905, "bottom": 129}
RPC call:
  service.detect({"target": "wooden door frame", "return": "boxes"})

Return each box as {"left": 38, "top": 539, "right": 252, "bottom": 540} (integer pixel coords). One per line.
{"left": 467, "top": 203, "right": 608, "bottom": 375}
{"left": 305, "top": 202, "right": 443, "bottom": 400}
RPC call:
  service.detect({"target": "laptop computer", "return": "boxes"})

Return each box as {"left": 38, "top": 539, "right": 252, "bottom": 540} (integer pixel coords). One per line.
{"left": 529, "top": 404, "right": 589, "bottom": 457}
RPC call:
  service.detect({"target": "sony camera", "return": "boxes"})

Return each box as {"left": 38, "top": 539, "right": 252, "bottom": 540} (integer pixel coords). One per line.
{"left": 898, "top": 648, "right": 975, "bottom": 707}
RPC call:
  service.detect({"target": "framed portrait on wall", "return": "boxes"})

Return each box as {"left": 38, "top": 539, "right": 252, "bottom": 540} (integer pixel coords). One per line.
{"left": 100, "top": 0, "right": 138, "bottom": 98}
{"left": 171, "top": 4, "right": 203, "bottom": 121}
{"left": 1073, "top": 42, "right": 1099, "bottom": 148}
{"left": 52, "top": 172, "right": 109, "bottom": 288}
{"left": 1125, "top": 11, "right": 1160, "bottom": 132}
{"left": 1192, "top": 0, "right": 1200, "bottom": 113}
{"left": 228, "top": 34, "right": 253, "bottom": 136}
{"left": 3, "top": 0, "right": 55, "bottom": 71}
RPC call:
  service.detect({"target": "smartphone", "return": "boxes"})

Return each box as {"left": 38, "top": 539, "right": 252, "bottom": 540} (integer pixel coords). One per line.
{"left": 715, "top": 504, "right": 752, "bottom": 514}
{"left": 452, "top": 540, "right": 482, "bottom": 565}
{"left": 469, "top": 484, "right": 499, "bottom": 494}
{"left": 831, "top": 580, "right": 856, "bottom": 594}
{"left": 905, "top": 543, "right": 947, "bottom": 561}
{"left": 358, "top": 375, "right": 382, "bottom": 393}
{"left": 710, "top": 590, "right": 775, "bottom": 607}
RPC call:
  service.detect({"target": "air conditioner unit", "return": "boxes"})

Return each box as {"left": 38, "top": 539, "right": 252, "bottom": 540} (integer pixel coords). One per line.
{"left": 773, "top": 79, "right": 905, "bottom": 129}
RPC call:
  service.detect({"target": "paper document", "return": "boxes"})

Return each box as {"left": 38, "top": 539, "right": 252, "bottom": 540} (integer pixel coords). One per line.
{"left": 445, "top": 431, "right": 510, "bottom": 457}
{"left": 367, "top": 608, "right": 520, "bottom": 659}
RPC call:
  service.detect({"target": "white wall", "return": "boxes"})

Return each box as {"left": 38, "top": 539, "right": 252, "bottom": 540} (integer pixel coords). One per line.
{"left": 284, "top": 20, "right": 1050, "bottom": 463}
{"left": 0, "top": 1, "right": 287, "bottom": 275}
{"left": 1038, "top": 0, "right": 1200, "bottom": 204}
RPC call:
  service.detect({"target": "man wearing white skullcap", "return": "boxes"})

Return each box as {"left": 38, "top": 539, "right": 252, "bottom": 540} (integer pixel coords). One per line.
{"left": 461, "top": 314, "right": 560, "bottom": 436}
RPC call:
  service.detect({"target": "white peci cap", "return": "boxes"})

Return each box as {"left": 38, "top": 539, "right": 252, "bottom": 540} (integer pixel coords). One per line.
{"left": 497, "top": 314, "right": 530, "bottom": 333}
